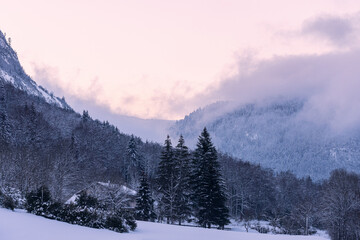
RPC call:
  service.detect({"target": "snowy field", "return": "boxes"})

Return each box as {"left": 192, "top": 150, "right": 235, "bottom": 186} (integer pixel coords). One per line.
{"left": 0, "top": 208, "right": 329, "bottom": 240}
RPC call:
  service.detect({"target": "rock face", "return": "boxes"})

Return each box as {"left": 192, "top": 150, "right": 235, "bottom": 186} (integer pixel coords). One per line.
{"left": 0, "top": 31, "right": 70, "bottom": 110}
{"left": 170, "top": 99, "right": 360, "bottom": 180}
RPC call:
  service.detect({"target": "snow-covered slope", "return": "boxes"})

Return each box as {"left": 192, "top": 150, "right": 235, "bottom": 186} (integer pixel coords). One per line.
{"left": 0, "top": 31, "right": 70, "bottom": 109}
{"left": 170, "top": 99, "right": 360, "bottom": 180}
{"left": 0, "top": 208, "right": 329, "bottom": 240}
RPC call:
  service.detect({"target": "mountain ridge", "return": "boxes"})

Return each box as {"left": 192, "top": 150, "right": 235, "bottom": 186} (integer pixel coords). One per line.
{"left": 0, "top": 31, "right": 71, "bottom": 110}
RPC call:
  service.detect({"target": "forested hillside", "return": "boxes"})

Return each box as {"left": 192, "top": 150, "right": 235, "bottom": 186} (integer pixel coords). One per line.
{"left": 0, "top": 80, "right": 162, "bottom": 201}
{"left": 170, "top": 100, "right": 360, "bottom": 180}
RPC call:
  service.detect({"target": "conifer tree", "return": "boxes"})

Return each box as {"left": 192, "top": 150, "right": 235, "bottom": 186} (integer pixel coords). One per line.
{"left": 191, "top": 128, "right": 230, "bottom": 229}
{"left": 135, "top": 172, "right": 156, "bottom": 221}
{"left": 157, "top": 135, "right": 177, "bottom": 224}
{"left": 174, "top": 135, "right": 191, "bottom": 225}
{"left": 126, "top": 135, "right": 142, "bottom": 188}
{"left": 81, "top": 110, "right": 91, "bottom": 123}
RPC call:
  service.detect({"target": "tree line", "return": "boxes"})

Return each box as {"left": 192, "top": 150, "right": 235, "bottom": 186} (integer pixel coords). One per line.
{"left": 0, "top": 81, "right": 360, "bottom": 239}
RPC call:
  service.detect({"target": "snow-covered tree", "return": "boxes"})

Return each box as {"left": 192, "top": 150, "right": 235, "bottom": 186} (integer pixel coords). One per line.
{"left": 191, "top": 128, "right": 230, "bottom": 229}
{"left": 135, "top": 172, "right": 156, "bottom": 221}
{"left": 174, "top": 135, "right": 192, "bottom": 224}
{"left": 321, "top": 169, "right": 360, "bottom": 240}
{"left": 157, "top": 135, "right": 177, "bottom": 223}
{"left": 81, "top": 110, "right": 91, "bottom": 123}
{"left": 125, "top": 135, "right": 143, "bottom": 188}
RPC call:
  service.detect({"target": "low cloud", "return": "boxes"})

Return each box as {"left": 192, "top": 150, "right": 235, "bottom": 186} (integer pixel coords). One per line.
{"left": 301, "top": 13, "right": 360, "bottom": 47}
{"left": 196, "top": 49, "right": 360, "bottom": 133}
{"left": 31, "top": 63, "right": 109, "bottom": 116}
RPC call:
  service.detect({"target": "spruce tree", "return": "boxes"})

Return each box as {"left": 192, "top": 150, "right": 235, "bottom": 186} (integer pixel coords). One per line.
{"left": 126, "top": 135, "right": 142, "bottom": 188}
{"left": 191, "top": 128, "right": 230, "bottom": 229}
{"left": 157, "top": 135, "right": 177, "bottom": 224}
{"left": 174, "top": 135, "right": 191, "bottom": 225}
{"left": 135, "top": 172, "right": 156, "bottom": 221}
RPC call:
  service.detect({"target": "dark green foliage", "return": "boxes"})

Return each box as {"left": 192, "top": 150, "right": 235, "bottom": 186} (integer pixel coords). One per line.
{"left": 3, "top": 195, "right": 15, "bottom": 210}
{"left": 173, "top": 135, "right": 192, "bottom": 224}
{"left": 135, "top": 172, "right": 156, "bottom": 221}
{"left": 0, "top": 189, "right": 15, "bottom": 210}
{"left": 125, "top": 135, "right": 143, "bottom": 188}
{"left": 106, "top": 210, "right": 137, "bottom": 233}
{"left": 25, "top": 186, "right": 53, "bottom": 216}
{"left": 76, "top": 191, "right": 99, "bottom": 208}
{"left": 191, "top": 128, "right": 230, "bottom": 229}
{"left": 81, "top": 110, "right": 91, "bottom": 123}
{"left": 58, "top": 192, "right": 105, "bottom": 229}
{"left": 157, "top": 135, "right": 177, "bottom": 223}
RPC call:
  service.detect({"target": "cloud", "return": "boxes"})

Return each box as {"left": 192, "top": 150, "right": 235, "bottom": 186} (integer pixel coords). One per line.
{"left": 301, "top": 13, "right": 360, "bottom": 46}
{"left": 30, "top": 63, "right": 107, "bottom": 114}
{"left": 28, "top": 11, "right": 360, "bottom": 131}
{"left": 195, "top": 49, "right": 360, "bottom": 133}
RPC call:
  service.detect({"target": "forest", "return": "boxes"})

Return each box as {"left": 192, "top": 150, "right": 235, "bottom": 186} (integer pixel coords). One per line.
{"left": 0, "top": 80, "right": 360, "bottom": 240}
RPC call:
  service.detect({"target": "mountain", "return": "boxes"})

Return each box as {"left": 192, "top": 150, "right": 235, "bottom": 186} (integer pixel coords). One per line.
{"left": 79, "top": 101, "right": 174, "bottom": 143}
{"left": 170, "top": 99, "right": 360, "bottom": 180}
{"left": 0, "top": 30, "right": 162, "bottom": 201}
{"left": 0, "top": 31, "right": 172, "bottom": 143}
{"left": 0, "top": 31, "right": 70, "bottom": 110}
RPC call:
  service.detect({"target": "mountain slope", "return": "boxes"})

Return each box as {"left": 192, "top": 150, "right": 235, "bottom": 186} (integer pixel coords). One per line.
{"left": 170, "top": 100, "right": 360, "bottom": 180}
{"left": 0, "top": 31, "right": 70, "bottom": 109}
{"left": 0, "top": 30, "right": 162, "bottom": 200}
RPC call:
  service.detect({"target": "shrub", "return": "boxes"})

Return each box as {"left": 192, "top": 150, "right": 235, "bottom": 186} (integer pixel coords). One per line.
{"left": 3, "top": 195, "right": 15, "bottom": 210}
{"left": 25, "top": 186, "right": 52, "bottom": 216}
{"left": 0, "top": 189, "right": 15, "bottom": 210}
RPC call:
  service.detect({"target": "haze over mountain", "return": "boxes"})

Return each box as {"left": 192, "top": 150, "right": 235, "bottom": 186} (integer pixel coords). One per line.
{"left": 2, "top": 25, "right": 360, "bottom": 181}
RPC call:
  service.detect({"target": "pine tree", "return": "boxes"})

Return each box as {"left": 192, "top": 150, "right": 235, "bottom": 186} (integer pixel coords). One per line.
{"left": 81, "top": 110, "right": 91, "bottom": 123}
{"left": 157, "top": 135, "right": 177, "bottom": 224}
{"left": 126, "top": 135, "right": 142, "bottom": 188}
{"left": 191, "top": 128, "right": 230, "bottom": 229}
{"left": 174, "top": 135, "right": 191, "bottom": 225}
{"left": 135, "top": 172, "right": 156, "bottom": 221}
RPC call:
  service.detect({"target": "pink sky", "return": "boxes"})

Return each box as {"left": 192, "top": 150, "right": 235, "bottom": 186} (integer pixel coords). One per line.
{"left": 1, "top": 0, "right": 360, "bottom": 119}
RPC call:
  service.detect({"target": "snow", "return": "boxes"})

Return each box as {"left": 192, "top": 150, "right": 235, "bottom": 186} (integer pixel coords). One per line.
{"left": 120, "top": 185, "right": 137, "bottom": 196}
{"left": 65, "top": 183, "right": 137, "bottom": 204}
{"left": 0, "top": 208, "right": 329, "bottom": 240}
{"left": 0, "top": 36, "right": 6, "bottom": 49}
{"left": 0, "top": 69, "right": 15, "bottom": 84}
{"left": 35, "top": 84, "right": 64, "bottom": 107}
{"left": 65, "top": 194, "right": 79, "bottom": 204}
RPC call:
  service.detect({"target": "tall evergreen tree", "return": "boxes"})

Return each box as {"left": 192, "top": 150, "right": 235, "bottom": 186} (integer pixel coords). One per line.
{"left": 126, "top": 135, "right": 142, "bottom": 188}
{"left": 191, "top": 128, "right": 230, "bottom": 229}
{"left": 174, "top": 135, "right": 191, "bottom": 225}
{"left": 81, "top": 110, "right": 91, "bottom": 123}
{"left": 135, "top": 172, "right": 156, "bottom": 221}
{"left": 157, "top": 135, "right": 177, "bottom": 224}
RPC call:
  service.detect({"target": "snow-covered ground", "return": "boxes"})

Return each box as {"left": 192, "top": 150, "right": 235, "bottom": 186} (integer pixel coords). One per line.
{"left": 0, "top": 208, "right": 329, "bottom": 240}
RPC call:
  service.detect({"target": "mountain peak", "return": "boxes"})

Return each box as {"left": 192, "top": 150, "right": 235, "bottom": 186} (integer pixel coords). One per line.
{"left": 0, "top": 29, "right": 71, "bottom": 110}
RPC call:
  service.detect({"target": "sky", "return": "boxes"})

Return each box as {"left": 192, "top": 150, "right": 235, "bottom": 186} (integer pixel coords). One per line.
{"left": 1, "top": 0, "right": 360, "bottom": 120}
